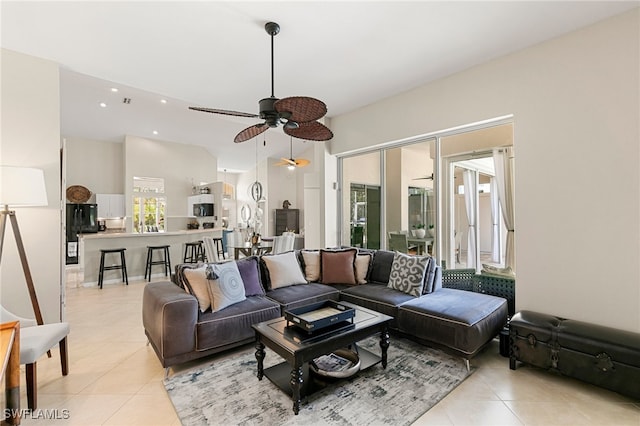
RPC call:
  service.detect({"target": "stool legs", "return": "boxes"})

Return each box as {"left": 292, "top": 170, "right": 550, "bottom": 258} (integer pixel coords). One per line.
{"left": 164, "top": 246, "right": 172, "bottom": 276}
{"left": 121, "top": 250, "right": 129, "bottom": 285}
{"left": 146, "top": 246, "right": 171, "bottom": 282}
{"left": 98, "top": 252, "right": 106, "bottom": 289}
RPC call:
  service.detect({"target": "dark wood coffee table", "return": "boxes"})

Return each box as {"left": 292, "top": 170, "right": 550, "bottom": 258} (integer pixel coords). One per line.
{"left": 252, "top": 301, "right": 392, "bottom": 414}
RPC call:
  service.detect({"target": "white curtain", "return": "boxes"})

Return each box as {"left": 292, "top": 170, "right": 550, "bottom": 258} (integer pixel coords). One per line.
{"left": 493, "top": 147, "right": 516, "bottom": 272}
{"left": 462, "top": 170, "right": 479, "bottom": 270}
{"left": 490, "top": 177, "right": 501, "bottom": 263}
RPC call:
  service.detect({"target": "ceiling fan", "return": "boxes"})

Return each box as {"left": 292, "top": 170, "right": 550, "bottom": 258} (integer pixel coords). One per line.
{"left": 275, "top": 137, "right": 310, "bottom": 169}
{"left": 189, "top": 22, "right": 333, "bottom": 143}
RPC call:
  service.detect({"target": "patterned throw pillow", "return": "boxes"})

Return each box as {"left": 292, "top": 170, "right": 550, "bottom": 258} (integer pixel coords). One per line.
{"left": 387, "top": 252, "right": 430, "bottom": 297}
{"left": 207, "top": 261, "right": 246, "bottom": 312}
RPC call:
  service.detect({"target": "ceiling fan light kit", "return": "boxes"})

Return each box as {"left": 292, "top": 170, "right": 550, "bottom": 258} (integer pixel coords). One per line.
{"left": 190, "top": 22, "right": 333, "bottom": 143}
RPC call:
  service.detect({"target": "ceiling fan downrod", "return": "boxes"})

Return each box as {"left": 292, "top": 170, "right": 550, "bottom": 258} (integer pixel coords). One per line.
{"left": 265, "top": 22, "right": 280, "bottom": 98}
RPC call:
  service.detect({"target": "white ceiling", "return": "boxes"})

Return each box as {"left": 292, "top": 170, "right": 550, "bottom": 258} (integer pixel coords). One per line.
{"left": 2, "top": 1, "right": 636, "bottom": 172}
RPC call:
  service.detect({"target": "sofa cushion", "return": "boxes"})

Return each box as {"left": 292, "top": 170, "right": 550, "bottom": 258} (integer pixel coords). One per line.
{"left": 261, "top": 251, "right": 307, "bottom": 290}
{"left": 196, "top": 296, "right": 281, "bottom": 351}
{"left": 355, "top": 253, "right": 372, "bottom": 284}
{"left": 320, "top": 248, "right": 357, "bottom": 285}
{"left": 206, "top": 262, "right": 246, "bottom": 312}
{"left": 368, "top": 250, "right": 395, "bottom": 284}
{"left": 339, "top": 283, "right": 415, "bottom": 328}
{"left": 397, "top": 288, "right": 508, "bottom": 357}
{"left": 236, "top": 256, "right": 265, "bottom": 296}
{"left": 266, "top": 283, "right": 340, "bottom": 314}
{"left": 300, "top": 250, "right": 320, "bottom": 282}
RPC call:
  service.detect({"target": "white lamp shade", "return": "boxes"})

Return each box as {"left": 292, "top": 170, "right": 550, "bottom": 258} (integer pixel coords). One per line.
{"left": 0, "top": 166, "right": 48, "bottom": 207}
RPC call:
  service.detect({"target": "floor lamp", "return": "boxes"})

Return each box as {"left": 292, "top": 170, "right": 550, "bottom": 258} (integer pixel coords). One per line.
{"left": 0, "top": 166, "right": 48, "bottom": 327}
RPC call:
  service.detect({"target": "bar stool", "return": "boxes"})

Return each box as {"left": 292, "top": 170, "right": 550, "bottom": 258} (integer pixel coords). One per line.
{"left": 212, "top": 237, "right": 225, "bottom": 259}
{"left": 98, "top": 248, "right": 128, "bottom": 289}
{"left": 145, "top": 245, "right": 172, "bottom": 282}
{"left": 183, "top": 241, "right": 206, "bottom": 263}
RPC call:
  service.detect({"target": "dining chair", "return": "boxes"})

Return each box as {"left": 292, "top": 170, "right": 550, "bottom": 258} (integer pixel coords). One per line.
{"left": 0, "top": 305, "right": 69, "bottom": 409}
{"left": 272, "top": 233, "right": 296, "bottom": 254}
{"left": 203, "top": 236, "right": 232, "bottom": 263}
{"left": 388, "top": 232, "right": 417, "bottom": 254}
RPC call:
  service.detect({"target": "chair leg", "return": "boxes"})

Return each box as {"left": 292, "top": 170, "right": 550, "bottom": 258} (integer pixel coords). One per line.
{"left": 26, "top": 362, "right": 37, "bottom": 409}
{"left": 60, "top": 337, "right": 69, "bottom": 376}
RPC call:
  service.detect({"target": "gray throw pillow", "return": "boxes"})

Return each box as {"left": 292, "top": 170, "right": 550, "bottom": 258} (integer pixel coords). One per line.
{"left": 387, "top": 252, "right": 429, "bottom": 297}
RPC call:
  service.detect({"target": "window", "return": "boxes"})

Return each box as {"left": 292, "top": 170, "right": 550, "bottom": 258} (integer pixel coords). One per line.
{"left": 133, "top": 177, "right": 166, "bottom": 233}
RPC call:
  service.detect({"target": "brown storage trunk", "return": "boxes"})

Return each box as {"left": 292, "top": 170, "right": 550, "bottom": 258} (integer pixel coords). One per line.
{"left": 510, "top": 310, "right": 640, "bottom": 400}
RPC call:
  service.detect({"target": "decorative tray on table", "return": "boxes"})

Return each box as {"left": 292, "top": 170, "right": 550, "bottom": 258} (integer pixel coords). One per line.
{"left": 284, "top": 301, "right": 355, "bottom": 334}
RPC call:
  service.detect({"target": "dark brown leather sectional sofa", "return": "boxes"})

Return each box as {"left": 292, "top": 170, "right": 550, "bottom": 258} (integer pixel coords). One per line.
{"left": 142, "top": 249, "right": 508, "bottom": 372}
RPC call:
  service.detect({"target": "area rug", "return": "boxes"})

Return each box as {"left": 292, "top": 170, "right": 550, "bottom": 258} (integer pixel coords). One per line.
{"left": 164, "top": 336, "right": 472, "bottom": 425}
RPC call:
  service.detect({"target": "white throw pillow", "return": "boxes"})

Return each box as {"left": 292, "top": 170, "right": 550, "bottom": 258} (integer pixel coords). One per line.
{"left": 262, "top": 251, "right": 307, "bottom": 289}
{"left": 354, "top": 253, "right": 372, "bottom": 284}
{"left": 206, "top": 262, "right": 246, "bottom": 312}
{"left": 183, "top": 266, "right": 212, "bottom": 312}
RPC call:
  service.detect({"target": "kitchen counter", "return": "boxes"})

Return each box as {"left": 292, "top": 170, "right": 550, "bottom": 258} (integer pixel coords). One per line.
{"left": 78, "top": 228, "right": 224, "bottom": 286}
{"left": 80, "top": 228, "right": 223, "bottom": 240}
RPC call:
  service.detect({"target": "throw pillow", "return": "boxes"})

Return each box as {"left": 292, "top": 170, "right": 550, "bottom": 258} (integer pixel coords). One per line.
{"left": 183, "top": 266, "right": 212, "bottom": 312}
{"left": 301, "top": 250, "right": 320, "bottom": 282}
{"left": 387, "top": 252, "right": 430, "bottom": 297}
{"left": 320, "top": 249, "right": 357, "bottom": 285}
{"left": 354, "top": 253, "right": 372, "bottom": 284}
{"left": 421, "top": 255, "right": 437, "bottom": 294}
{"left": 368, "top": 250, "right": 395, "bottom": 283}
{"left": 261, "top": 251, "right": 307, "bottom": 289}
{"left": 236, "top": 256, "right": 265, "bottom": 296}
{"left": 206, "top": 261, "right": 247, "bottom": 312}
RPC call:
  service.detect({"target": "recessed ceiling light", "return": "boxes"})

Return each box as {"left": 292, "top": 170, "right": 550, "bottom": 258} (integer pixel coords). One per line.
{"left": 110, "top": 88, "right": 118, "bottom": 92}
{"left": 160, "top": 99, "right": 167, "bottom": 104}
{"left": 99, "top": 102, "right": 107, "bottom": 108}
{"left": 153, "top": 130, "right": 158, "bottom": 135}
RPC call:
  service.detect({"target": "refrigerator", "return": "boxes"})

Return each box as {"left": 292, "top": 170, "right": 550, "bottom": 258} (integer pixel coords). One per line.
{"left": 66, "top": 203, "right": 99, "bottom": 264}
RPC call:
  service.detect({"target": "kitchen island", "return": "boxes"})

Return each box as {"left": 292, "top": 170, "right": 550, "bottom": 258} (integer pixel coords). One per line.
{"left": 79, "top": 229, "right": 223, "bottom": 286}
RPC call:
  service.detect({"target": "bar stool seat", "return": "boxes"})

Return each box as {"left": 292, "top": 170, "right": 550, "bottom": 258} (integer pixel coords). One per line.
{"left": 98, "top": 248, "right": 128, "bottom": 289}
{"left": 145, "top": 245, "right": 171, "bottom": 282}
{"left": 183, "top": 241, "right": 206, "bottom": 263}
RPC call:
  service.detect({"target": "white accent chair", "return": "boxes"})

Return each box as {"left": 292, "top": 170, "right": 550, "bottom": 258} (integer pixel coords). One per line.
{"left": 0, "top": 305, "right": 70, "bottom": 409}
{"left": 272, "top": 232, "right": 296, "bottom": 254}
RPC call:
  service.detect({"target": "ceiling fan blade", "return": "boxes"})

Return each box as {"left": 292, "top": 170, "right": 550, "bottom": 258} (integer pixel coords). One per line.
{"left": 189, "top": 106, "right": 259, "bottom": 119}
{"left": 294, "top": 158, "right": 311, "bottom": 167}
{"left": 284, "top": 121, "right": 333, "bottom": 141}
{"left": 274, "top": 96, "right": 327, "bottom": 123}
{"left": 281, "top": 157, "right": 296, "bottom": 165}
{"left": 234, "top": 123, "right": 269, "bottom": 143}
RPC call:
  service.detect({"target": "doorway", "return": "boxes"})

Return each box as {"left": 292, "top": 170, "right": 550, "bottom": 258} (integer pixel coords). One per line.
{"left": 350, "top": 184, "right": 381, "bottom": 249}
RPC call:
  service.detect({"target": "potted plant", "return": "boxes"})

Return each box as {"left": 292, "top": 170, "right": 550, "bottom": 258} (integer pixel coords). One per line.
{"left": 428, "top": 224, "right": 435, "bottom": 237}
{"left": 413, "top": 223, "right": 426, "bottom": 238}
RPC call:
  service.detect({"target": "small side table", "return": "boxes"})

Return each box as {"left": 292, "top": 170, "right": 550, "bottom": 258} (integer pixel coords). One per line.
{"left": 1, "top": 321, "right": 21, "bottom": 425}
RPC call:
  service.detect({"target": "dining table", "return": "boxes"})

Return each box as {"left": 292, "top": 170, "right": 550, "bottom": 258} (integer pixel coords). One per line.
{"left": 407, "top": 237, "right": 433, "bottom": 255}
{"left": 231, "top": 240, "right": 273, "bottom": 259}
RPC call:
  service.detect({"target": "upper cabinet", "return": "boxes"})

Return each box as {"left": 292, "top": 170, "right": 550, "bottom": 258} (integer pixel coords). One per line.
{"left": 96, "top": 193, "right": 125, "bottom": 218}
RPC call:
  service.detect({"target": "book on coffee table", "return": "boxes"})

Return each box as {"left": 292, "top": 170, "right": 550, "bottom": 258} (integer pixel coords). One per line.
{"left": 311, "top": 352, "right": 353, "bottom": 373}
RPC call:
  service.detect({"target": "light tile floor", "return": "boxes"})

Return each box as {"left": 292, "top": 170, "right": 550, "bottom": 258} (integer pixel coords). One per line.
{"left": 5, "top": 270, "right": 639, "bottom": 425}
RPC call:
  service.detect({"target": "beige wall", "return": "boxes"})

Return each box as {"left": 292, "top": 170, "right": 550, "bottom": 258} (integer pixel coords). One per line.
{"left": 123, "top": 135, "right": 218, "bottom": 231}
{"left": 66, "top": 138, "right": 124, "bottom": 199}
{"left": 1, "top": 49, "right": 62, "bottom": 322}
{"left": 329, "top": 10, "right": 640, "bottom": 332}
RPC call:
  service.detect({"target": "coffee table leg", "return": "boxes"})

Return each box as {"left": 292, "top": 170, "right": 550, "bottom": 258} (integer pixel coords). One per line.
{"left": 379, "top": 327, "right": 390, "bottom": 369}
{"left": 255, "top": 341, "right": 265, "bottom": 380}
{"left": 290, "top": 365, "right": 303, "bottom": 415}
